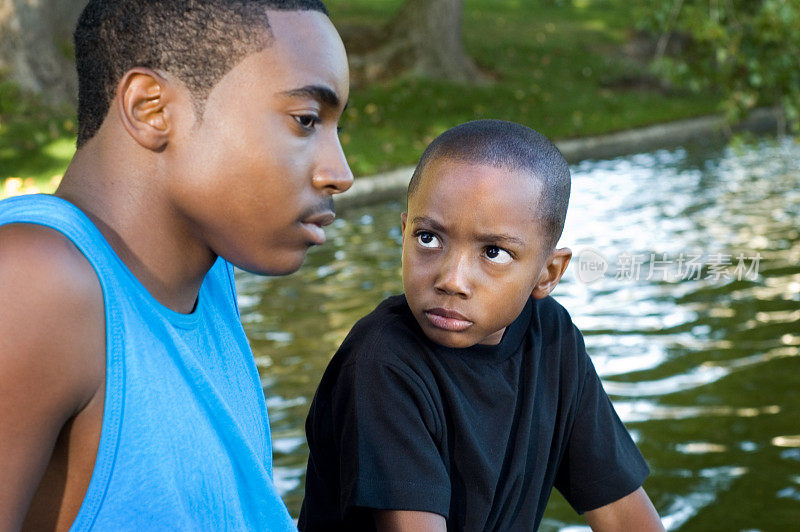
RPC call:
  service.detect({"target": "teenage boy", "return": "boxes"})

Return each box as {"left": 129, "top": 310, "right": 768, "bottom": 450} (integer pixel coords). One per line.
{"left": 300, "top": 120, "right": 664, "bottom": 531}
{"left": 0, "top": 0, "right": 351, "bottom": 529}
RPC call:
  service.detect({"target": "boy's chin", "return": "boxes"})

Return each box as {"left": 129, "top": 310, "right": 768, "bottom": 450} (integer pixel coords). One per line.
{"left": 421, "top": 327, "right": 483, "bottom": 349}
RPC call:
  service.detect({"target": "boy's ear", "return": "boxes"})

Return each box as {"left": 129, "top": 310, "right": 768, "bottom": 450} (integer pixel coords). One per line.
{"left": 116, "top": 68, "right": 175, "bottom": 152}
{"left": 531, "top": 248, "right": 572, "bottom": 299}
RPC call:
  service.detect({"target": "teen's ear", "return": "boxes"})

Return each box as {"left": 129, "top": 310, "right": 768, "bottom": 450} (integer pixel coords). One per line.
{"left": 531, "top": 247, "right": 572, "bottom": 299}
{"left": 116, "top": 68, "right": 174, "bottom": 152}
{"left": 400, "top": 212, "right": 408, "bottom": 241}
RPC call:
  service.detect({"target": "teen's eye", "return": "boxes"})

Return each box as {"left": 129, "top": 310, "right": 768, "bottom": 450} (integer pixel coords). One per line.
{"left": 416, "top": 232, "right": 441, "bottom": 249}
{"left": 485, "top": 246, "right": 512, "bottom": 264}
{"left": 294, "top": 114, "right": 320, "bottom": 130}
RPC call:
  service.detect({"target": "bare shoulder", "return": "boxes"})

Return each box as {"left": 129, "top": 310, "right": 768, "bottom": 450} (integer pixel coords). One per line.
{"left": 0, "top": 222, "right": 105, "bottom": 529}
{"left": 0, "top": 222, "right": 105, "bottom": 396}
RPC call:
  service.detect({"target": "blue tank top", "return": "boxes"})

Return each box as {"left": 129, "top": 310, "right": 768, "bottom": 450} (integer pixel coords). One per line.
{"left": 0, "top": 194, "right": 296, "bottom": 531}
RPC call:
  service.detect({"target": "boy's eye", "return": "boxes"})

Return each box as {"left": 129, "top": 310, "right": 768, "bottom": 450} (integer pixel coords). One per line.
{"left": 416, "top": 232, "right": 441, "bottom": 248}
{"left": 485, "top": 246, "right": 512, "bottom": 264}
{"left": 294, "top": 114, "right": 319, "bottom": 130}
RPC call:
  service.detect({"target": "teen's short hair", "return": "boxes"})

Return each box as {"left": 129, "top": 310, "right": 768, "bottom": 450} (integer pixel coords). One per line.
{"left": 408, "top": 120, "right": 571, "bottom": 250}
{"left": 74, "top": 0, "right": 329, "bottom": 147}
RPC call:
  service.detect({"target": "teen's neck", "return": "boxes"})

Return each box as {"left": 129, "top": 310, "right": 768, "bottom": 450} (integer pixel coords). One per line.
{"left": 56, "top": 138, "right": 215, "bottom": 314}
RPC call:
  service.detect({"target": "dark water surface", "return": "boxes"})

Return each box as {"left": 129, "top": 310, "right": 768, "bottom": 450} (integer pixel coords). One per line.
{"left": 236, "top": 137, "right": 800, "bottom": 530}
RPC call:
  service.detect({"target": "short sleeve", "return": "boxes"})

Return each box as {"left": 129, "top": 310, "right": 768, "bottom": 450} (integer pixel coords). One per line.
{"left": 331, "top": 360, "right": 451, "bottom": 518}
{"left": 553, "top": 329, "right": 650, "bottom": 513}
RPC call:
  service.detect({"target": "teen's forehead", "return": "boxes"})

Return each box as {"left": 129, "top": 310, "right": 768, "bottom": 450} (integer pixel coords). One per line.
{"left": 264, "top": 10, "right": 349, "bottom": 99}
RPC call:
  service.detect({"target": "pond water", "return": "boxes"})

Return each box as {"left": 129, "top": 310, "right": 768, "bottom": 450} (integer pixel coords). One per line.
{"left": 236, "top": 137, "right": 800, "bottom": 530}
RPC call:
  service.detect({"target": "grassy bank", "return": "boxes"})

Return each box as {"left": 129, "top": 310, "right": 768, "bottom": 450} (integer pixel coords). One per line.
{"left": 332, "top": 0, "right": 721, "bottom": 175}
{"left": 1, "top": 0, "right": 723, "bottom": 194}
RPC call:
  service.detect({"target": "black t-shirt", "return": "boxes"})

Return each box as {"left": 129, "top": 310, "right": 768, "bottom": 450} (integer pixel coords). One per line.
{"left": 299, "top": 295, "right": 649, "bottom": 531}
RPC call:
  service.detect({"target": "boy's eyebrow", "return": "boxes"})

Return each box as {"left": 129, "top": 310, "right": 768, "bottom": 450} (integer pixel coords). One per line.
{"left": 411, "top": 216, "right": 446, "bottom": 232}
{"left": 412, "top": 216, "right": 525, "bottom": 247}
{"left": 475, "top": 232, "right": 526, "bottom": 247}
{"left": 279, "top": 84, "right": 342, "bottom": 108}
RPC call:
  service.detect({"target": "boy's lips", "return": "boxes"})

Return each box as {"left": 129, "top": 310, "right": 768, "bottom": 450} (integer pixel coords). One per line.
{"left": 300, "top": 211, "right": 335, "bottom": 245}
{"left": 424, "top": 307, "right": 473, "bottom": 332}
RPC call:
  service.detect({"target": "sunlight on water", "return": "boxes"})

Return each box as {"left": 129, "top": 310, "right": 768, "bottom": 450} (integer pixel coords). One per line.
{"left": 237, "top": 137, "right": 800, "bottom": 529}
{"left": 602, "top": 349, "right": 797, "bottom": 397}
{"left": 658, "top": 466, "right": 750, "bottom": 531}
{"left": 614, "top": 402, "right": 781, "bottom": 423}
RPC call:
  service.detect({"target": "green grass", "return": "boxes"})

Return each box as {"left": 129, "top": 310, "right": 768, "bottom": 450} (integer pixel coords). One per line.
{"left": 1, "top": 0, "right": 724, "bottom": 193}
{"left": 0, "top": 78, "right": 76, "bottom": 193}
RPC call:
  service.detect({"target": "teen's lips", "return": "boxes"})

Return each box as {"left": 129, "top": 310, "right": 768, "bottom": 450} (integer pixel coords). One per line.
{"left": 424, "top": 307, "right": 473, "bottom": 332}
{"left": 300, "top": 211, "right": 335, "bottom": 245}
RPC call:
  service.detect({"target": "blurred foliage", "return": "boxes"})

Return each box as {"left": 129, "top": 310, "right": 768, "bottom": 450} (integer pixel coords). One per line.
{"left": 636, "top": 0, "right": 799, "bottom": 131}
{"left": 0, "top": 74, "right": 75, "bottom": 189}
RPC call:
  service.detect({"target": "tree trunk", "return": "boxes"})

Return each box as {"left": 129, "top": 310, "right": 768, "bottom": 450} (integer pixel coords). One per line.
{"left": 0, "top": 0, "right": 87, "bottom": 106}
{"left": 348, "top": 0, "right": 487, "bottom": 85}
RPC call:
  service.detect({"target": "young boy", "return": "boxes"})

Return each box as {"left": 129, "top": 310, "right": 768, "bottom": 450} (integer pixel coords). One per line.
{"left": 0, "top": 0, "right": 351, "bottom": 529}
{"left": 300, "top": 120, "right": 663, "bottom": 531}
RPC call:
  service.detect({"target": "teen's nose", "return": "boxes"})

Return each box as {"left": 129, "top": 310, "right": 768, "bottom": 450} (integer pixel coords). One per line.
{"left": 312, "top": 134, "right": 353, "bottom": 194}
{"left": 434, "top": 250, "right": 471, "bottom": 298}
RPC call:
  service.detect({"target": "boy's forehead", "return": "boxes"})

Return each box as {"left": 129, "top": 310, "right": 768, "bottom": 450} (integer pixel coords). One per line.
{"left": 412, "top": 157, "right": 542, "bottom": 215}
{"left": 406, "top": 157, "right": 553, "bottom": 249}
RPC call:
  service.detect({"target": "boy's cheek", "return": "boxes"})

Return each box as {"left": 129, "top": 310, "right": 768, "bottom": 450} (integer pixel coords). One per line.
{"left": 403, "top": 255, "right": 433, "bottom": 284}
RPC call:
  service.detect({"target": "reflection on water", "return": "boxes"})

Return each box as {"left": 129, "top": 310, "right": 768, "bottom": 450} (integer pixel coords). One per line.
{"left": 236, "top": 137, "right": 800, "bottom": 530}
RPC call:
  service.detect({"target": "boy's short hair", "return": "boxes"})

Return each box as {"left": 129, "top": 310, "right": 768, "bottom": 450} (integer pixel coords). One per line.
{"left": 408, "top": 119, "right": 571, "bottom": 250}
{"left": 74, "top": 0, "right": 329, "bottom": 147}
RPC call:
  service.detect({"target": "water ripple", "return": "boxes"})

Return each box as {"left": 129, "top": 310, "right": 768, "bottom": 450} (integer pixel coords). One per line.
{"left": 603, "top": 348, "right": 797, "bottom": 397}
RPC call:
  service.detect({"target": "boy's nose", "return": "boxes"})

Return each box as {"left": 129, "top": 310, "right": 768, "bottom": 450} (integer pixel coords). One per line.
{"left": 434, "top": 252, "right": 471, "bottom": 298}
{"left": 312, "top": 136, "right": 353, "bottom": 195}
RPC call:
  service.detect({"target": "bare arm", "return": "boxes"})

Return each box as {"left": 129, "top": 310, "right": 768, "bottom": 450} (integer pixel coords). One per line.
{"left": 584, "top": 487, "right": 664, "bottom": 532}
{"left": 374, "top": 510, "right": 447, "bottom": 532}
{"left": 0, "top": 224, "right": 104, "bottom": 530}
